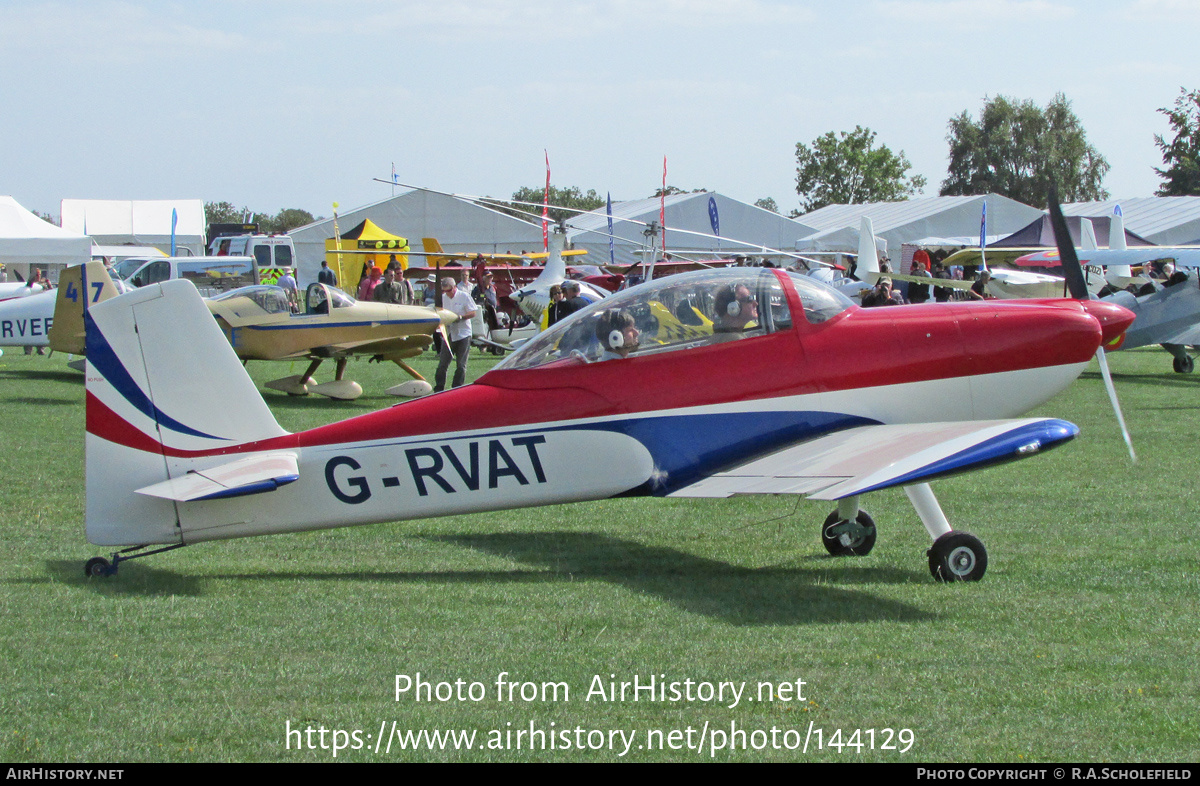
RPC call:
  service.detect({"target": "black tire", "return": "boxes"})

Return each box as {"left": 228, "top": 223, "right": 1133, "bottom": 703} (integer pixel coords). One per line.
{"left": 821, "top": 510, "right": 877, "bottom": 556}
{"left": 84, "top": 557, "right": 111, "bottom": 578}
{"left": 1173, "top": 355, "right": 1194, "bottom": 373}
{"left": 927, "top": 532, "right": 987, "bottom": 582}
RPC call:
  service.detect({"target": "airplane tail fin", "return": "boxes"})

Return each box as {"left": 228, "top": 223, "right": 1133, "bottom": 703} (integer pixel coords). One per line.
{"left": 422, "top": 237, "right": 449, "bottom": 266}
{"left": 85, "top": 279, "right": 288, "bottom": 546}
{"left": 49, "top": 261, "right": 121, "bottom": 354}
{"left": 857, "top": 217, "right": 880, "bottom": 277}
{"left": 1107, "top": 206, "right": 1132, "bottom": 280}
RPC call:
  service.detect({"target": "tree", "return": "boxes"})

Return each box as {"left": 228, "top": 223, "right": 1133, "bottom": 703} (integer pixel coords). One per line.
{"left": 1154, "top": 87, "right": 1200, "bottom": 196}
{"left": 204, "top": 201, "right": 249, "bottom": 227}
{"left": 940, "top": 93, "right": 1109, "bottom": 205}
{"left": 502, "top": 185, "right": 606, "bottom": 225}
{"left": 261, "top": 208, "right": 318, "bottom": 234}
{"left": 794, "top": 126, "right": 926, "bottom": 213}
{"left": 754, "top": 197, "right": 779, "bottom": 213}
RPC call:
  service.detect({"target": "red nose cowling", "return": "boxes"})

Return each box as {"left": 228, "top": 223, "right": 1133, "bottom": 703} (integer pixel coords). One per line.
{"left": 1079, "top": 300, "right": 1136, "bottom": 345}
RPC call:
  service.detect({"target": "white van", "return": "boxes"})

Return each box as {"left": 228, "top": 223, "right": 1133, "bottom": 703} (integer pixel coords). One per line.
{"left": 117, "top": 256, "right": 259, "bottom": 296}
{"left": 208, "top": 234, "right": 295, "bottom": 283}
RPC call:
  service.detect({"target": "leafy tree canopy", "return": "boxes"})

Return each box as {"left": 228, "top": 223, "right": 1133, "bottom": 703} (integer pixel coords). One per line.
{"left": 204, "top": 202, "right": 320, "bottom": 235}
{"left": 754, "top": 197, "right": 779, "bottom": 214}
{"left": 1154, "top": 87, "right": 1200, "bottom": 196}
{"left": 502, "top": 185, "right": 606, "bottom": 225}
{"left": 939, "top": 93, "right": 1109, "bottom": 206}
{"left": 795, "top": 125, "right": 926, "bottom": 213}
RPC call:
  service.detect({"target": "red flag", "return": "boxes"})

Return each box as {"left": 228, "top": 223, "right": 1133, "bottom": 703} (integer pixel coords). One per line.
{"left": 542, "top": 150, "right": 551, "bottom": 252}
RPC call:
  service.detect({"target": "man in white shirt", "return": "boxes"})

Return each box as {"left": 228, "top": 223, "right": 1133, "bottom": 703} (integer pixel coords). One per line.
{"left": 435, "top": 276, "right": 477, "bottom": 391}
{"left": 277, "top": 267, "right": 299, "bottom": 312}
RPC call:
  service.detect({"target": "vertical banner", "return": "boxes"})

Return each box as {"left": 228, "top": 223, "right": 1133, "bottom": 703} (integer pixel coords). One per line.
{"left": 606, "top": 192, "right": 614, "bottom": 267}
{"left": 979, "top": 200, "right": 988, "bottom": 272}
{"left": 170, "top": 208, "right": 178, "bottom": 257}
{"left": 708, "top": 195, "right": 720, "bottom": 252}
{"left": 542, "top": 150, "right": 551, "bottom": 252}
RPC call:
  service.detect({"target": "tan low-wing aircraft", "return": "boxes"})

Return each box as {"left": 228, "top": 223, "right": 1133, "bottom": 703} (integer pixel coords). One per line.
{"left": 51, "top": 262, "right": 455, "bottom": 400}
{"left": 206, "top": 282, "right": 454, "bottom": 399}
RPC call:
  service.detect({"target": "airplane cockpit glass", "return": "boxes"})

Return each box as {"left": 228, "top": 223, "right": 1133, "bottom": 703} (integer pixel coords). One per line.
{"left": 306, "top": 283, "right": 329, "bottom": 314}
{"left": 785, "top": 272, "right": 855, "bottom": 324}
{"left": 498, "top": 270, "right": 795, "bottom": 371}
{"left": 210, "top": 285, "right": 291, "bottom": 315}
{"left": 327, "top": 287, "right": 355, "bottom": 309}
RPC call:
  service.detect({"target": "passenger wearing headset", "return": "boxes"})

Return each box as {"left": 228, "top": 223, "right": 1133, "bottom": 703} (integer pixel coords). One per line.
{"left": 713, "top": 283, "right": 759, "bottom": 333}
{"left": 595, "top": 309, "right": 640, "bottom": 360}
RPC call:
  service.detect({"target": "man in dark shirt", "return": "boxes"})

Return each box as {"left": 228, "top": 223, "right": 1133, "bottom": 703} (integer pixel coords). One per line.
{"left": 558, "top": 281, "right": 590, "bottom": 317}
{"left": 318, "top": 261, "right": 337, "bottom": 287}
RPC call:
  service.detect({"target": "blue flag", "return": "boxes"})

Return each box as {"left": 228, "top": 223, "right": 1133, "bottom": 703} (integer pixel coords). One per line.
{"left": 708, "top": 195, "right": 720, "bottom": 237}
{"left": 171, "top": 208, "right": 178, "bottom": 257}
{"left": 979, "top": 201, "right": 987, "bottom": 249}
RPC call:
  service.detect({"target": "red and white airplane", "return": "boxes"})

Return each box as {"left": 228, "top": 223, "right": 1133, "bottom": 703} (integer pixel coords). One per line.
{"left": 79, "top": 205, "right": 1135, "bottom": 583}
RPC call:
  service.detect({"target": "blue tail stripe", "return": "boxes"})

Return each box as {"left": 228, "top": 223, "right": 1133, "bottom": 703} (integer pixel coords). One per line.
{"left": 85, "top": 311, "right": 229, "bottom": 442}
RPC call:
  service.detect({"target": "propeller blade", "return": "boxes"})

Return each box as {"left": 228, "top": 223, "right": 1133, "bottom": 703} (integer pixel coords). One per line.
{"left": 1093, "top": 347, "right": 1136, "bottom": 463}
{"left": 1047, "top": 185, "right": 1089, "bottom": 300}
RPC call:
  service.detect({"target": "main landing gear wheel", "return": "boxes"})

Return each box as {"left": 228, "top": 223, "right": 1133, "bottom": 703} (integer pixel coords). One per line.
{"left": 84, "top": 557, "right": 112, "bottom": 578}
{"left": 1173, "top": 355, "right": 1194, "bottom": 373}
{"left": 927, "top": 531, "right": 987, "bottom": 582}
{"left": 821, "top": 510, "right": 877, "bottom": 556}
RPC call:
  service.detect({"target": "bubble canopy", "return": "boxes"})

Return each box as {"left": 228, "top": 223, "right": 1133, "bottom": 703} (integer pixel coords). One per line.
{"left": 497, "top": 269, "right": 854, "bottom": 372}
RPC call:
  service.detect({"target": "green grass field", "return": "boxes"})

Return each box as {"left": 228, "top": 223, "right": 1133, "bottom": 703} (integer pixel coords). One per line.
{"left": 0, "top": 346, "right": 1196, "bottom": 762}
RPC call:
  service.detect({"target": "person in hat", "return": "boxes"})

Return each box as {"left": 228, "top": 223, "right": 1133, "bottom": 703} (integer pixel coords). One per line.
{"left": 434, "top": 276, "right": 477, "bottom": 391}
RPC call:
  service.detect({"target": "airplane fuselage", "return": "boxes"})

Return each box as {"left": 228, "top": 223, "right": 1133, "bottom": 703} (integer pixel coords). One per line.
{"left": 84, "top": 277, "right": 1129, "bottom": 548}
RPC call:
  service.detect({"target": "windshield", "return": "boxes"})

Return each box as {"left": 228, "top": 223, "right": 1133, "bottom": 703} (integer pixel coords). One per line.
{"left": 785, "top": 272, "right": 855, "bottom": 323}
{"left": 498, "top": 269, "right": 803, "bottom": 371}
{"left": 210, "top": 285, "right": 291, "bottom": 314}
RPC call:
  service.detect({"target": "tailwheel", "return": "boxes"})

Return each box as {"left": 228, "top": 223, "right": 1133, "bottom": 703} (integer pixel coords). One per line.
{"left": 84, "top": 557, "right": 112, "bottom": 578}
{"left": 821, "top": 510, "right": 876, "bottom": 556}
{"left": 1173, "top": 354, "right": 1193, "bottom": 373}
{"left": 927, "top": 531, "right": 987, "bottom": 582}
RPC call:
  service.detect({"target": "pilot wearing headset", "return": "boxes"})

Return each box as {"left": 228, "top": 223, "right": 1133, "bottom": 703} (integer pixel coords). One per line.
{"left": 713, "top": 283, "right": 759, "bottom": 333}
{"left": 595, "top": 309, "right": 640, "bottom": 360}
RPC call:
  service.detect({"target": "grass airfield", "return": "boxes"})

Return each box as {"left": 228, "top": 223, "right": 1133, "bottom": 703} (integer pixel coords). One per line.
{"left": 0, "top": 346, "right": 1197, "bottom": 762}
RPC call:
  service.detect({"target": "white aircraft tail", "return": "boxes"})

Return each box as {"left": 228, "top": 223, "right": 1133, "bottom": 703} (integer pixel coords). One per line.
{"left": 1080, "top": 218, "right": 1098, "bottom": 251}
{"left": 857, "top": 217, "right": 880, "bottom": 275}
{"left": 513, "top": 230, "right": 569, "bottom": 320}
{"left": 1107, "top": 206, "right": 1132, "bottom": 279}
{"left": 85, "top": 279, "right": 288, "bottom": 546}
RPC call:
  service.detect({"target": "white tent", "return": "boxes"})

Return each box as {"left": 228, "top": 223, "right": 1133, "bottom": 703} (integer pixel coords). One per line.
{"left": 1064, "top": 197, "right": 1200, "bottom": 246}
{"left": 567, "top": 192, "right": 818, "bottom": 266}
{"left": 0, "top": 196, "right": 91, "bottom": 281}
{"left": 795, "top": 195, "right": 1043, "bottom": 258}
{"left": 60, "top": 199, "right": 206, "bottom": 256}
{"left": 288, "top": 190, "right": 544, "bottom": 284}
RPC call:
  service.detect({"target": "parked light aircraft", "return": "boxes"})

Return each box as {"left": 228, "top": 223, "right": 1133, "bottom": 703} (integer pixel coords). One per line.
{"left": 1038, "top": 246, "right": 1200, "bottom": 373}
{"left": 79, "top": 196, "right": 1135, "bottom": 582}
{"left": 50, "top": 262, "right": 455, "bottom": 399}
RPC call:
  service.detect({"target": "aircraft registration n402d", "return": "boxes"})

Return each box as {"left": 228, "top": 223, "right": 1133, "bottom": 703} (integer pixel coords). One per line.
{"left": 81, "top": 265, "right": 1134, "bottom": 582}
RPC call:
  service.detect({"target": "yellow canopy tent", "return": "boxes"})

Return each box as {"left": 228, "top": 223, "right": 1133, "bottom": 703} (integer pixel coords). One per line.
{"left": 325, "top": 219, "right": 410, "bottom": 291}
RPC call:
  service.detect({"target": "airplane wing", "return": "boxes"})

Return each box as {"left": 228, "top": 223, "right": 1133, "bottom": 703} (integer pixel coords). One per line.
{"left": 1015, "top": 248, "right": 1200, "bottom": 268}
{"left": 669, "top": 419, "right": 1076, "bottom": 501}
{"left": 135, "top": 452, "right": 299, "bottom": 502}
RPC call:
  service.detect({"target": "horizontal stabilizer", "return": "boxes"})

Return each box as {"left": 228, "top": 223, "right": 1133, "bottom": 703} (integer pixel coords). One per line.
{"left": 670, "top": 419, "right": 1077, "bottom": 501}
{"left": 135, "top": 452, "right": 298, "bottom": 502}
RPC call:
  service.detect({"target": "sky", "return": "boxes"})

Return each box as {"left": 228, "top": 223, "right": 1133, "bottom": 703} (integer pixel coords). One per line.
{"left": 1, "top": 0, "right": 1196, "bottom": 221}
